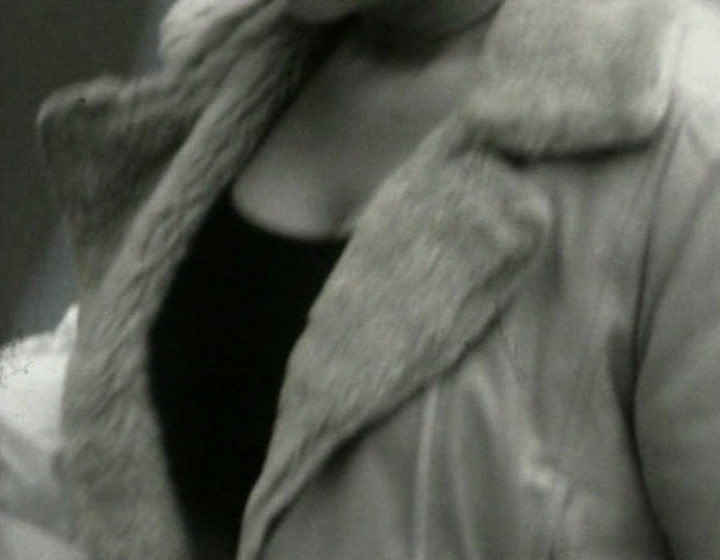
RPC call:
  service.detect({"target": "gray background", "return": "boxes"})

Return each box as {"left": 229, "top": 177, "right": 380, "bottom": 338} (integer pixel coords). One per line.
{"left": 0, "top": 1, "right": 171, "bottom": 344}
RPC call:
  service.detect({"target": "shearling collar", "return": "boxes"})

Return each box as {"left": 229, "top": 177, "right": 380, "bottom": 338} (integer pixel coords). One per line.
{"left": 37, "top": 1, "right": 681, "bottom": 559}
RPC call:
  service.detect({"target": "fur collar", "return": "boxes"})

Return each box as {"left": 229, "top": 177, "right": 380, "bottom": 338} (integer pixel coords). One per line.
{"left": 39, "top": 0, "right": 681, "bottom": 174}
{"left": 37, "top": 1, "right": 681, "bottom": 559}
{"left": 158, "top": 0, "right": 681, "bottom": 156}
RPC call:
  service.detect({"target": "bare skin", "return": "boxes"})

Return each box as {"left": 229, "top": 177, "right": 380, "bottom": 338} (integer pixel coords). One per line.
{"left": 231, "top": 0, "right": 503, "bottom": 239}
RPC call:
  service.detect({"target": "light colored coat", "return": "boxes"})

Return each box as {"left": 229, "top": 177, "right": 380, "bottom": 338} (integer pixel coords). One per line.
{"left": 38, "top": 0, "right": 720, "bottom": 558}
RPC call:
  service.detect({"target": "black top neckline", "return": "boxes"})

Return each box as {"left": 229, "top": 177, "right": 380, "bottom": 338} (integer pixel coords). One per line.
{"left": 148, "top": 186, "right": 348, "bottom": 559}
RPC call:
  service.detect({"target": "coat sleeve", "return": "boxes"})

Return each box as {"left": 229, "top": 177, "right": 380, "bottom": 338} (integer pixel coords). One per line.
{"left": 634, "top": 119, "right": 720, "bottom": 558}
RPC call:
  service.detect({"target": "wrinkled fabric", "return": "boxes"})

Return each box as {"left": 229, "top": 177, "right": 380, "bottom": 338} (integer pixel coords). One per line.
{"left": 0, "top": 306, "right": 83, "bottom": 559}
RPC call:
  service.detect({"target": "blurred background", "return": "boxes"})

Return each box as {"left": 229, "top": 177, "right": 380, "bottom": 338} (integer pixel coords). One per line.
{"left": 0, "top": 0, "right": 172, "bottom": 345}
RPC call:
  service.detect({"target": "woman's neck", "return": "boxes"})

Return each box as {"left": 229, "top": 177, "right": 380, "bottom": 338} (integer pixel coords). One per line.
{"left": 358, "top": 0, "right": 503, "bottom": 55}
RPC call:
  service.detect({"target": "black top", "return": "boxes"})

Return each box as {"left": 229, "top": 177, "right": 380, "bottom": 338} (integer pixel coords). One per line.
{"left": 148, "top": 189, "right": 347, "bottom": 558}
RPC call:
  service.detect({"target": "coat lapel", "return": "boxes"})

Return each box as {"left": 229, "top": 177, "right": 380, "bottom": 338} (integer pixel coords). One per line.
{"left": 241, "top": 116, "right": 553, "bottom": 558}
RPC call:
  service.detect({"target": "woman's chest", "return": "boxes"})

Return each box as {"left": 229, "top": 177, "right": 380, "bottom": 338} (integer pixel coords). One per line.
{"left": 231, "top": 41, "right": 483, "bottom": 237}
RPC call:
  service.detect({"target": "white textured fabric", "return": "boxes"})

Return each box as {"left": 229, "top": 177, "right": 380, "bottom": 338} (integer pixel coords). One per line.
{"left": 0, "top": 513, "right": 86, "bottom": 560}
{"left": 0, "top": 305, "right": 83, "bottom": 559}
